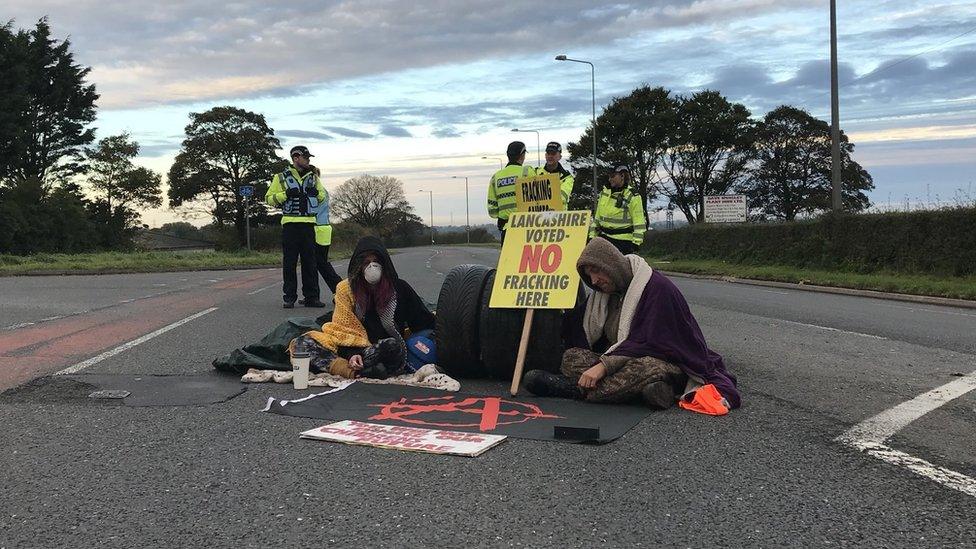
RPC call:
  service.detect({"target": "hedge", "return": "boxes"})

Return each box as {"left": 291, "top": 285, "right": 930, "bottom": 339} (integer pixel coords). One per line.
{"left": 645, "top": 208, "right": 976, "bottom": 277}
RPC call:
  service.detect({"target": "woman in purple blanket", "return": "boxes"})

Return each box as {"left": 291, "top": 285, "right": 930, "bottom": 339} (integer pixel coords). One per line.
{"left": 523, "top": 237, "right": 741, "bottom": 411}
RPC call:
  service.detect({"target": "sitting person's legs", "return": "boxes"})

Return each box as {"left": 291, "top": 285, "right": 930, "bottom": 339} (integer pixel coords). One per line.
{"left": 558, "top": 347, "right": 686, "bottom": 407}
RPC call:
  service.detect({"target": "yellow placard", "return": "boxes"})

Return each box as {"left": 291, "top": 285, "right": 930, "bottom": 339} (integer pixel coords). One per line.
{"left": 490, "top": 210, "right": 591, "bottom": 309}
{"left": 514, "top": 172, "right": 563, "bottom": 212}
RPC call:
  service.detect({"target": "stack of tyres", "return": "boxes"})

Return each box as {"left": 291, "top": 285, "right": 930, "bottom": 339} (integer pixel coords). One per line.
{"left": 434, "top": 264, "right": 492, "bottom": 378}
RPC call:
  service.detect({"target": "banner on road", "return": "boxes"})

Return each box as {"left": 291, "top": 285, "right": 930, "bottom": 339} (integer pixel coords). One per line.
{"left": 514, "top": 172, "right": 563, "bottom": 212}
{"left": 490, "top": 210, "right": 590, "bottom": 309}
{"left": 300, "top": 420, "right": 507, "bottom": 457}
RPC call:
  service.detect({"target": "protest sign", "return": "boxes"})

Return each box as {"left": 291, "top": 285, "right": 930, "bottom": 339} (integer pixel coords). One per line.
{"left": 300, "top": 420, "right": 507, "bottom": 457}
{"left": 514, "top": 172, "right": 563, "bottom": 212}
{"left": 490, "top": 210, "right": 590, "bottom": 309}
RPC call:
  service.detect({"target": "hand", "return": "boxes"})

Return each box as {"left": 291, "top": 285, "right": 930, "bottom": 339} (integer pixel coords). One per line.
{"left": 578, "top": 362, "right": 607, "bottom": 389}
{"left": 349, "top": 355, "right": 363, "bottom": 370}
{"left": 285, "top": 187, "right": 302, "bottom": 199}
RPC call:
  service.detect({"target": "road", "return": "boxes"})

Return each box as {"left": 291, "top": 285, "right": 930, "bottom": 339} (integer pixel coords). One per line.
{"left": 2, "top": 245, "right": 975, "bottom": 547}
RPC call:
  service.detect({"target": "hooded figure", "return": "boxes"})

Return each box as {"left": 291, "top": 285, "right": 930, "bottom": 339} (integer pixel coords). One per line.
{"left": 298, "top": 236, "right": 435, "bottom": 379}
{"left": 524, "top": 237, "right": 741, "bottom": 411}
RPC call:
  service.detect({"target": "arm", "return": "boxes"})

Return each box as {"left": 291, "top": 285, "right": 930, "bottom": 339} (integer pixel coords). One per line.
{"left": 398, "top": 280, "right": 436, "bottom": 332}
{"left": 265, "top": 173, "right": 285, "bottom": 207}
{"left": 588, "top": 193, "right": 601, "bottom": 239}
{"left": 560, "top": 173, "right": 574, "bottom": 209}
{"left": 630, "top": 195, "right": 646, "bottom": 246}
{"left": 314, "top": 175, "right": 326, "bottom": 202}
{"left": 487, "top": 175, "right": 498, "bottom": 219}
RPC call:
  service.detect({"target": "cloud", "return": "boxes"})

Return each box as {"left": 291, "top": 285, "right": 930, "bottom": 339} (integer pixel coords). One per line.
{"left": 276, "top": 129, "right": 333, "bottom": 140}
{"left": 4, "top": 0, "right": 819, "bottom": 108}
{"left": 321, "top": 126, "right": 374, "bottom": 138}
{"left": 379, "top": 125, "right": 413, "bottom": 138}
{"left": 432, "top": 126, "right": 461, "bottom": 138}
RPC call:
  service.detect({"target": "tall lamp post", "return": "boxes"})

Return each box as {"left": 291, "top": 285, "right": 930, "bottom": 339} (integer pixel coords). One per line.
{"left": 482, "top": 156, "right": 503, "bottom": 169}
{"left": 511, "top": 128, "right": 541, "bottom": 167}
{"left": 555, "top": 54, "right": 597, "bottom": 206}
{"left": 829, "top": 0, "right": 842, "bottom": 212}
{"left": 451, "top": 176, "right": 470, "bottom": 244}
{"left": 418, "top": 189, "right": 435, "bottom": 245}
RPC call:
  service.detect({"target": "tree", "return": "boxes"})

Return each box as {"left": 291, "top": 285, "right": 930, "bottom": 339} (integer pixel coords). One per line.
{"left": 659, "top": 90, "right": 756, "bottom": 224}
{"left": 330, "top": 174, "right": 414, "bottom": 238}
{"left": 567, "top": 85, "right": 677, "bottom": 215}
{"left": 0, "top": 19, "right": 98, "bottom": 186}
{"left": 738, "top": 106, "right": 873, "bottom": 221}
{"left": 167, "top": 106, "right": 286, "bottom": 244}
{"left": 86, "top": 133, "right": 162, "bottom": 226}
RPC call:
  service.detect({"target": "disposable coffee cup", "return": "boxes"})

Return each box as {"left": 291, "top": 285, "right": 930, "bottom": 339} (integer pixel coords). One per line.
{"left": 291, "top": 351, "right": 310, "bottom": 390}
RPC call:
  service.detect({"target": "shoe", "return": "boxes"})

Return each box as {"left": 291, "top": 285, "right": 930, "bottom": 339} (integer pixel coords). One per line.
{"left": 297, "top": 298, "right": 305, "bottom": 305}
{"left": 283, "top": 301, "right": 296, "bottom": 309}
{"left": 523, "top": 370, "right": 582, "bottom": 399}
{"left": 641, "top": 380, "right": 676, "bottom": 410}
{"left": 303, "top": 299, "right": 326, "bottom": 308}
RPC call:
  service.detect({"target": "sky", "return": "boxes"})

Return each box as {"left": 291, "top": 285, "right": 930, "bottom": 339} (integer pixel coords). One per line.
{"left": 6, "top": 0, "right": 976, "bottom": 226}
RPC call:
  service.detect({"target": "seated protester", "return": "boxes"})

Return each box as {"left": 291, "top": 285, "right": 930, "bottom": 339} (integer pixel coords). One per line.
{"left": 523, "top": 237, "right": 741, "bottom": 410}
{"left": 293, "top": 236, "right": 436, "bottom": 379}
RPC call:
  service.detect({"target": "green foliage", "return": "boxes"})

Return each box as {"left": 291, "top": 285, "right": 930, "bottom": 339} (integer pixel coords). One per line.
{"left": 167, "top": 106, "right": 286, "bottom": 244}
{"left": 0, "top": 19, "right": 98, "bottom": 185}
{"left": 646, "top": 208, "right": 976, "bottom": 277}
{"left": 86, "top": 133, "right": 163, "bottom": 226}
{"left": 739, "top": 106, "right": 872, "bottom": 220}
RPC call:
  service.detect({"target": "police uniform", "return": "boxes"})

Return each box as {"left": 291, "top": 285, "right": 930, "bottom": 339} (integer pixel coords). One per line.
{"left": 590, "top": 166, "right": 646, "bottom": 255}
{"left": 539, "top": 141, "right": 575, "bottom": 208}
{"left": 265, "top": 146, "right": 326, "bottom": 307}
{"left": 309, "top": 166, "right": 342, "bottom": 295}
{"left": 487, "top": 141, "right": 536, "bottom": 240}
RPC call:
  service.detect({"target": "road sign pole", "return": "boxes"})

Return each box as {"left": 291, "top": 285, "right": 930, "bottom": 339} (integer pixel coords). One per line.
{"left": 246, "top": 197, "right": 251, "bottom": 251}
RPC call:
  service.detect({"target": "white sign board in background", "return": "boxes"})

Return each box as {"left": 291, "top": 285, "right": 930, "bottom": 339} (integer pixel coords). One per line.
{"left": 300, "top": 420, "right": 507, "bottom": 457}
{"left": 704, "top": 195, "right": 748, "bottom": 223}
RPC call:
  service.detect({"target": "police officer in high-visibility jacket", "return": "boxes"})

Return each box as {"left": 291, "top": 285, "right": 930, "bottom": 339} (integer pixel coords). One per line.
{"left": 590, "top": 165, "right": 646, "bottom": 255}
{"left": 487, "top": 141, "right": 536, "bottom": 241}
{"left": 309, "top": 165, "right": 342, "bottom": 297}
{"left": 539, "top": 141, "right": 574, "bottom": 208}
{"left": 265, "top": 145, "right": 326, "bottom": 308}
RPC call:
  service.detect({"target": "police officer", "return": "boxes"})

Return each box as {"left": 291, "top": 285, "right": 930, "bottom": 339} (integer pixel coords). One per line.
{"left": 487, "top": 141, "right": 536, "bottom": 242}
{"left": 309, "top": 165, "right": 342, "bottom": 297}
{"left": 265, "top": 145, "right": 326, "bottom": 308}
{"left": 590, "top": 165, "right": 646, "bottom": 255}
{"left": 539, "top": 141, "right": 575, "bottom": 208}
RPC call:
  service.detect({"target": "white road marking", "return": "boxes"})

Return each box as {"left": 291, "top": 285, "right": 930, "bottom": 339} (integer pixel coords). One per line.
{"left": 837, "top": 369, "right": 976, "bottom": 498}
{"left": 876, "top": 301, "right": 976, "bottom": 319}
{"left": 54, "top": 307, "right": 218, "bottom": 375}
{"left": 2, "top": 321, "right": 35, "bottom": 330}
{"left": 779, "top": 319, "right": 887, "bottom": 340}
{"left": 247, "top": 282, "right": 279, "bottom": 295}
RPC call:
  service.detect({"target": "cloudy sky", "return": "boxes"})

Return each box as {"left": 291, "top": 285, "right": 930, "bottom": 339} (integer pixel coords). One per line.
{"left": 7, "top": 0, "right": 976, "bottom": 225}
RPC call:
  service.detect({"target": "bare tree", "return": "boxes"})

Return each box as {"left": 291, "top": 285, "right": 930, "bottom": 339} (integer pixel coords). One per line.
{"left": 331, "top": 174, "right": 413, "bottom": 236}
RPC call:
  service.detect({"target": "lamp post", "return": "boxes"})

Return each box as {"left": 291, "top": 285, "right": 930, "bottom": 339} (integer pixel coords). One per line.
{"left": 829, "top": 0, "right": 842, "bottom": 212}
{"left": 511, "top": 128, "right": 541, "bottom": 167}
{"left": 555, "top": 54, "right": 597, "bottom": 206}
{"left": 418, "top": 189, "right": 435, "bottom": 245}
{"left": 482, "top": 156, "right": 503, "bottom": 169}
{"left": 451, "top": 176, "right": 470, "bottom": 244}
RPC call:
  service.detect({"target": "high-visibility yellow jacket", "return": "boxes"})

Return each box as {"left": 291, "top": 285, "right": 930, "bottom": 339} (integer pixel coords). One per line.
{"left": 265, "top": 166, "right": 326, "bottom": 224}
{"left": 539, "top": 163, "right": 575, "bottom": 208}
{"left": 487, "top": 163, "right": 537, "bottom": 225}
{"left": 590, "top": 185, "right": 646, "bottom": 245}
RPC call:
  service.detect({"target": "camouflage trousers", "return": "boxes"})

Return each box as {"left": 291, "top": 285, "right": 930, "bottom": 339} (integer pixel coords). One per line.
{"left": 561, "top": 347, "right": 687, "bottom": 404}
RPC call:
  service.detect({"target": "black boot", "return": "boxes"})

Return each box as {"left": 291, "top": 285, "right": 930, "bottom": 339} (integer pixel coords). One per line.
{"left": 524, "top": 370, "right": 582, "bottom": 400}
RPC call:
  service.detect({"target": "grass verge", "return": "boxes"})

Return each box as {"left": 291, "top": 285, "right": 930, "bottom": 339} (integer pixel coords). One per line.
{"left": 0, "top": 250, "right": 285, "bottom": 276}
{"left": 645, "top": 256, "right": 976, "bottom": 301}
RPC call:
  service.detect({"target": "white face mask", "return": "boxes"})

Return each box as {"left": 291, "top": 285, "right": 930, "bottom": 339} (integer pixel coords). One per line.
{"left": 363, "top": 262, "right": 383, "bottom": 284}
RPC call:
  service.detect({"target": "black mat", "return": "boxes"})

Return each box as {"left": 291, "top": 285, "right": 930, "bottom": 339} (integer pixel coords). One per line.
{"left": 263, "top": 383, "right": 650, "bottom": 444}
{"left": 65, "top": 373, "right": 246, "bottom": 407}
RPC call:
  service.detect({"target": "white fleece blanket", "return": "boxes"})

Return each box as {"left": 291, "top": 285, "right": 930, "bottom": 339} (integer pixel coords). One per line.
{"left": 241, "top": 363, "right": 460, "bottom": 391}
{"left": 582, "top": 255, "right": 654, "bottom": 353}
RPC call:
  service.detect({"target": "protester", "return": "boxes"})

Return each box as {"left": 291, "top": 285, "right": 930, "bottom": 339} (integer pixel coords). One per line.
{"left": 487, "top": 141, "right": 537, "bottom": 242}
{"left": 265, "top": 145, "right": 326, "bottom": 308}
{"left": 293, "top": 236, "right": 436, "bottom": 379}
{"left": 539, "top": 141, "right": 575, "bottom": 208}
{"left": 589, "top": 165, "right": 646, "bottom": 255}
{"left": 523, "top": 237, "right": 741, "bottom": 411}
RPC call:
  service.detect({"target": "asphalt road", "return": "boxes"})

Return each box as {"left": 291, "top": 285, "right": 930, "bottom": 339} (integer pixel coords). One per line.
{"left": 2, "top": 245, "right": 975, "bottom": 548}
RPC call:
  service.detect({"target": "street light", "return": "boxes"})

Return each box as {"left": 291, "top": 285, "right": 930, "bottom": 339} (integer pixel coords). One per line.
{"left": 482, "top": 156, "right": 503, "bottom": 169}
{"left": 418, "top": 189, "right": 435, "bottom": 245}
{"left": 511, "top": 128, "right": 541, "bottom": 167}
{"left": 451, "top": 176, "right": 470, "bottom": 244}
{"left": 829, "top": 0, "right": 842, "bottom": 212}
{"left": 555, "top": 54, "right": 597, "bottom": 206}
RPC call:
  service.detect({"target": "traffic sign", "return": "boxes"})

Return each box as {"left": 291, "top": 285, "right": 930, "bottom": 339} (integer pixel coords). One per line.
{"left": 239, "top": 185, "right": 254, "bottom": 197}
